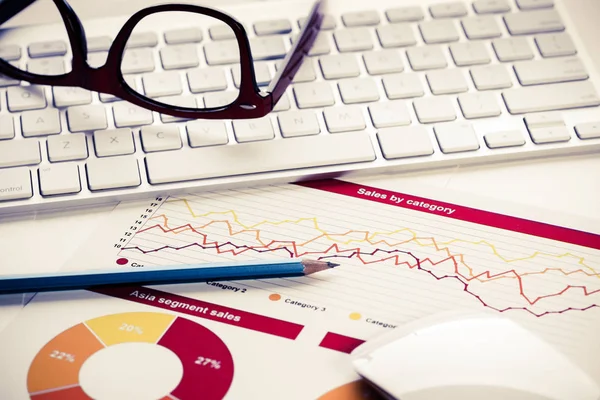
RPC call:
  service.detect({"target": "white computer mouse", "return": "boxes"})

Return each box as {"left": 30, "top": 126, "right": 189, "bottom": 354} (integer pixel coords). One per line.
{"left": 350, "top": 311, "right": 600, "bottom": 400}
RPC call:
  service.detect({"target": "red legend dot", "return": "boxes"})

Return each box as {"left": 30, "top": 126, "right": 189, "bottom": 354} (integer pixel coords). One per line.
{"left": 116, "top": 258, "right": 129, "bottom": 265}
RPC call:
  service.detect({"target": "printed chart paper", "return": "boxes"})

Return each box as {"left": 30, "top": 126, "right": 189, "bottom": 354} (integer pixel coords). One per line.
{"left": 0, "top": 179, "right": 598, "bottom": 399}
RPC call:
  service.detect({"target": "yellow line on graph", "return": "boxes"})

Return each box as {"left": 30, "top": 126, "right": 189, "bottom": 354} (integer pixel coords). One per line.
{"left": 158, "top": 198, "right": 600, "bottom": 279}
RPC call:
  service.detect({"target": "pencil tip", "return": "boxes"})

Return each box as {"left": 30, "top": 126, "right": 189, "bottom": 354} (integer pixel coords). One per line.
{"left": 301, "top": 259, "right": 340, "bottom": 275}
{"left": 326, "top": 261, "right": 340, "bottom": 268}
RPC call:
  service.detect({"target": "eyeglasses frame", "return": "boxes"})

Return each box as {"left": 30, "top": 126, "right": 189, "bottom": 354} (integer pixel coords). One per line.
{"left": 0, "top": 0, "right": 324, "bottom": 120}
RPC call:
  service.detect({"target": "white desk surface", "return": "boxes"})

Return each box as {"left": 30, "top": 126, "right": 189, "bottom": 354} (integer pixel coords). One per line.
{"left": 1, "top": 0, "right": 600, "bottom": 332}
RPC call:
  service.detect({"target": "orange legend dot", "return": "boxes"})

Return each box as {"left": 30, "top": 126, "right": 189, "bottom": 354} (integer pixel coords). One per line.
{"left": 268, "top": 294, "right": 282, "bottom": 301}
{"left": 349, "top": 312, "right": 362, "bottom": 320}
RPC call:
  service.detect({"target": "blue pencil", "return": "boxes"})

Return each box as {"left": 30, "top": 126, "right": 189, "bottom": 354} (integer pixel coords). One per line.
{"left": 0, "top": 259, "right": 339, "bottom": 295}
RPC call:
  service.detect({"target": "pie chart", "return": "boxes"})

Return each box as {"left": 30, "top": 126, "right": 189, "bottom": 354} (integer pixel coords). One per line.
{"left": 26, "top": 312, "right": 234, "bottom": 399}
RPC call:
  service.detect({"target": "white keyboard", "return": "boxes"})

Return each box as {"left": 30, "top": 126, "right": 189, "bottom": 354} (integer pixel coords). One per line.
{"left": 1, "top": 0, "right": 600, "bottom": 214}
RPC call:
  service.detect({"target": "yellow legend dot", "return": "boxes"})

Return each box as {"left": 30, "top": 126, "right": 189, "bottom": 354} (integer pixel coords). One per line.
{"left": 269, "top": 294, "right": 282, "bottom": 301}
{"left": 349, "top": 312, "right": 362, "bottom": 320}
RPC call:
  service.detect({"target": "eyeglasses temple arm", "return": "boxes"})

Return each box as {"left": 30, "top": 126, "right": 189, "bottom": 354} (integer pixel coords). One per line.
{"left": 265, "top": 0, "right": 325, "bottom": 105}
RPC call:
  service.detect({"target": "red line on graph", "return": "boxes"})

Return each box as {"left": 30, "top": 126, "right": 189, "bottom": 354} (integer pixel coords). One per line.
{"left": 122, "top": 237, "right": 600, "bottom": 317}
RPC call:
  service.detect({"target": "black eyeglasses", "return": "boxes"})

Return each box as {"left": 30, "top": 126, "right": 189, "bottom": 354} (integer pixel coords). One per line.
{"left": 0, "top": 0, "right": 324, "bottom": 120}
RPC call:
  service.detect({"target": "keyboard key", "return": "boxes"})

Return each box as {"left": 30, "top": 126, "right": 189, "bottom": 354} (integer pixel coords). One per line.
{"left": 254, "top": 19, "right": 292, "bottom": 35}
{"left": 27, "top": 57, "right": 65, "bottom": 75}
{"left": 450, "top": 42, "right": 491, "bottom": 66}
{"left": 141, "top": 125, "right": 183, "bottom": 152}
{"left": 0, "top": 168, "right": 32, "bottom": 201}
{"left": 160, "top": 44, "right": 200, "bottom": 70}
{"left": 126, "top": 32, "right": 158, "bottom": 48}
{"left": 39, "top": 164, "right": 81, "bottom": 196}
{"left": 369, "top": 100, "right": 411, "bottom": 128}
{"left": 186, "top": 121, "right": 229, "bottom": 147}
{"left": 386, "top": 6, "right": 424, "bottom": 22}
{"left": 382, "top": 73, "right": 424, "bottom": 99}
{"left": 277, "top": 59, "right": 315, "bottom": 83}
{"left": 419, "top": 20, "right": 460, "bottom": 43}
{"left": 232, "top": 117, "right": 275, "bottom": 142}
{"left": 278, "top": 111, "right": 321, "bottom": 138}
{"left": 28, "top": 40, "right": 67, "bottom": 58}
{"left": 67, "top": 105, "right": 108, "bottom": 132}
{"left": 493, "top": 38, "right": 534, "bottom": 62}
{"left": 164, "top": 28, "right": 203, "bottom": 44}
{"left": 528, "top": 126, "right": 570, "bottom": 144}
{"left": 458, "top": 92, "right": 502, "bottom": 118}
{"left": 461, "top": 16, "right": 502, "bottom": 39}
{"left": 334, "top": 28, "right": 374, "bottom": 52}
{"left": 204, "top": 40, "right": 240, "bottom": 65}
{"left": 145, "top": 132, "right": 376, "bottom": 184}
{"left": 232, "top": 62, "right": 271, "bottom": 88}
{"left": 87, "top": 36, "right": 112, "bottom": 52}
{"left": 86, "top": 156, "right": 141, "bottom": 191}
{"left": 535, "top": 33, "right": 576, "bottom": 57}
{"left": 0, "top": 45, "right": 21, "bottom": 61}
{"left": 434, "top": 122, "right": 480, "bottom": 153}
{"left": 291, "top": 31, "right": 331, "bottom": 56}
{"left": 0, "top": 140, "right": 40, "bottom": 167}
{"left": 209, "top": 25, "right": 236, "bottom": 41}
{"left": 430, "top": 2, "right": 468, "bottom": 18}
{"left": 342, "top": 11, "right": 380, "bottom": 27}
{"left": 93, "top": 128, "right": 135, "bottom": 157}
{"left": 376, "top": 24, "right": 417, "bottom": 48}
{"left": 516, "top": 0, "right": 554, "bottom": 10}
{"left": 575, "top": 123, "right": 600, "bottom": 140}
{"left": 504, "top": 10, "right": 564, "bottom": 35}
{"left": 121, "top": 48, "right": 155, "bottom": 74}
{"left": 7, "top": 86, "right": 47, "bottom": 111}
{"left": 427, "top": 69, "right": 468, "bottom": 95}
{"left": 514, "top": 58, "right": 588, "bottom": 86}
{"left": 524, "top": 112, "right": 563, "bottom": 129}
{"left": 113, "top": 102, "right": 153, "bottom": 128}
{"left": 53, "top": 86, "right": 92, "bottom": 107}
{"left": 407, "top": 46, "right": 447, "bottom": 70}
{"left": 293, "top": 82, "right": 335, "bottom": 108}
{"left": 484, "top": 130, "right": 526, "bottom": 148}
{"left": 203, "top": 91, "right": 238, "bottom": 108}
{"left": 470, "top": 64, "right": 513, "bottom": 90}
{"left": 158, "top": 96, "right": 197, "bottom": 123}
{"left": 87, "top": 51, "right": 108, "bottom": 68}
{"left": 47, "top": 133, "right": 88, "bottom": 162}
{"left": 324, "top": 106, "right": 366, "bottom": 132}
{"left": 414, "top": 97, "right": 457, "bottom": 123}
{"left": 273, "top": 92, "right": 291, "bottom": 111}
{"left": 0, "top": 116, "right": 14, "bottom": 140}
{"left": 250, "top": 36, "right": 287, "bottom": 60}
{"left": 502, "top": 81, "right": 600, "bottom": 114}
{"left": 377, "top": 126, "right": 434, "bottom": 159}
{"left": 363, "top": 50, "right": 404, "bottom": 75}
{"left": 338, "top": 78, "right": 379, "bottom": 104}
{"left": 187, "top": 68, "right": 228, "bottom": 93}
{"left": 21, "top": 109, "right": 61, "bottom": 137}
{"left": 298, "top": 14, "right": 337, "bottom": 30}
{"left": 473, "top": 0, "right": 511, "bottom": 14}
{"left": 319, "top": 54, "right": 360, "bottom": 79}
{"left": 142, "top": 72, "right": 183, "bottom": 98}
{"left": 307, "top": 32, "right": 331, "bottom": 56}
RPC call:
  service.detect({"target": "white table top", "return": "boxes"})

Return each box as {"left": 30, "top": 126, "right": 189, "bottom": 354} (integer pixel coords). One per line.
{"left": 1, "top": 0, "right": 599, "bottom": 331}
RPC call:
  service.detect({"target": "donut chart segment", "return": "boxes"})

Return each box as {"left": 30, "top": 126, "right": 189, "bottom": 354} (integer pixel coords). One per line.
{"left": 158, "top": 317, "right": 234, "bottom": 400}
{"left": 27, "top": 323, "right": 104, "bottom": 394}
{"left": 30, "top": 385, "right": 91, "bottom": 400}
{"left": 85, "top": 312, "right": 176, "bottom": 346}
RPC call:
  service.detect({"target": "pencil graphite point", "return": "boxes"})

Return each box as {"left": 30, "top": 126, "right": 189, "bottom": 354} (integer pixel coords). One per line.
{"left": 301, "top": 259, "right": 339, "bottom": 275}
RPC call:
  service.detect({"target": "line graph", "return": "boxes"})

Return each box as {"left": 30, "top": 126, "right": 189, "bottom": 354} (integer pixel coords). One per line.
{"left": 115, "top": 182, "right": 600, "bottom": 319}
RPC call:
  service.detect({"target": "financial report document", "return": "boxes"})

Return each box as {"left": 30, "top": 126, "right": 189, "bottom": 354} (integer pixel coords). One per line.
{"left": 0, "top": 178, "right": 598, "bottom": 399}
